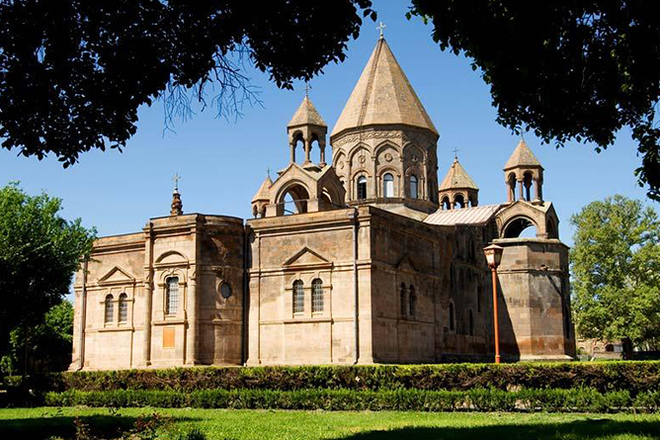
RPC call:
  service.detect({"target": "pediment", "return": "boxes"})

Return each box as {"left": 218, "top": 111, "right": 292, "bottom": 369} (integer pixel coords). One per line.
{"left": 98, "top": 266, "right": 136, "bottom": 285}
{"left": 283, "top": 247, "right": 331, "bottom": 268}
{"left": 396, "top": 255, "right": 417, "bottom": 273}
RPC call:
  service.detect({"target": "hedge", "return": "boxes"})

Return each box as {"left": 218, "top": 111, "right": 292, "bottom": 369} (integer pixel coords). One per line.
{"left": 26, "top": 361, "right": 660, "bottom": 394}
{"left": 42, "top": 388, "right": 660, "bottom": 413}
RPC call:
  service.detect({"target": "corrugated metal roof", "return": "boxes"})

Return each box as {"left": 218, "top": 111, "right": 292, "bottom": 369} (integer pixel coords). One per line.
{"left": 424, "top": 204, "right": 501, "bottom": 226}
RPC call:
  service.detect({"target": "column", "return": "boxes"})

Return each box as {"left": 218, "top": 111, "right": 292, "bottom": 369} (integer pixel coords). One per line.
{"left": 304, "top": 139, "right": 311, "bottom": 164}
{"left": 517, "top": 179, "right": 524, "bottom": 200}
{"left": 290, "top": 142, "right": 296, "bottom": 163}
{"left": 534, "top": 178, "right": 543, "bottom": 201}
{"left": 142, "top": 226, "right": 154, "bottom": 367}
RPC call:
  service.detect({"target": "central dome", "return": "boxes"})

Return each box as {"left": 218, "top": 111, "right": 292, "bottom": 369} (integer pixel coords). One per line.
{"left": 330, "top": 38, "right": 438, "bottom": 140}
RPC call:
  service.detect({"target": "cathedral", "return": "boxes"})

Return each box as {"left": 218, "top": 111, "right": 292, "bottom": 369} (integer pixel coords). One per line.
{"left": 70, "top": 37, "right": 576, "bottom": 370}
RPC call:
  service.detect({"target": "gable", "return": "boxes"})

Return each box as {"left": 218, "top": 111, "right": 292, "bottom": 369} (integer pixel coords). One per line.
{"left": 396, "top": 255, "right": 417, "bottom": 273}
{"left": 97, "top": 266, "right": 136, "bottom": 285}
{"left": 283, "top": 247, "right": 332, "bottom": 269}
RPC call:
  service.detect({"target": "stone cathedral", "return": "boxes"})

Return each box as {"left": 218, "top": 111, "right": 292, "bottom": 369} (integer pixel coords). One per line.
{"left": 70, "top": 37, "right": 576, "bottom": 370}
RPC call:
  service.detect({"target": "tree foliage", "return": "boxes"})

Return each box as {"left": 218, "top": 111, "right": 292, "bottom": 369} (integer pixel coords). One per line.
{"left": 0, "top": 183, "right": 95, "bottom": 358}
{"left": 0, "top": 300, "right": 74, "bottom": 375}
{"left": 570, "top": 195, "right": 660, "bottom": 349}
{"left": 0, "top": 0, "right": 375, "bottom": 165}
{"left": 408, "top": 1, "right": 660, "bottom": 200}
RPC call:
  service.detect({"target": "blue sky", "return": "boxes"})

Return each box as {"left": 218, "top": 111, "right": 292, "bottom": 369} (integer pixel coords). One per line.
{"left": 0, "top": 1, "right": 650, "bottom": 246}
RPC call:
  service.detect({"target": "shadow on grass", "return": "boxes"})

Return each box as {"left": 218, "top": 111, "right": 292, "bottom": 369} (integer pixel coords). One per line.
{"left": 0, "top": 414, "right": 194, "bottom": 440}
{"left": 330, "top": 418, "right": 660, "bottom": 440}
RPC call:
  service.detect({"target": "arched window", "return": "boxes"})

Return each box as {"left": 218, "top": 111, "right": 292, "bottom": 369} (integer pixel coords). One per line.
{"left": 312, "top": 279, "right": 324, "bottom": 313}
{"left": 454, "top": 194, "right": 465, "bottom": 209}
{"left": 442, "top": 197, "right": 451, "bottom": 210}
{"left": 165, "top": 276, "right": 179, "bottom": 315}
{"left": 383, "top": 173, "right": 394, "bottom": 198}
{"left": 357, "top": 176, "right": 367, "bottom": 200}
{"left": 221, "top": 283, "right": 232, "bottom": 299}
{"left": 118, "top": 293, "right": 128, "bottom": 323}
{"left": 409, "top": 285, "right": 416, "bottom": 316}
{"left": 104, "top": 294, "right": 114, "bottom": 324}
{"left": 400, "top": 283, "right": 407, "bottom": 317}
{"left": 469, "top": 310, "right": 474, "bottom": 336}
{"left": 293, "top": 280, "right": 304, "bottom": 313}
{"left": 449, "top": 302, "right": 455, "bottom": 331}
{"left": 409, "top": 175, "right": 418, "bottom": 199}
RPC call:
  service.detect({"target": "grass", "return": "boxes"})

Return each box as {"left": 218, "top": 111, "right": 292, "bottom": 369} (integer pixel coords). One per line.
{"left": 1, "top": 407, "right": 660, "bottom": 440}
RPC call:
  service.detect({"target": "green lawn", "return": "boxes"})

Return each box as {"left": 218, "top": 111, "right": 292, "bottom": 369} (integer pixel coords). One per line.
{"left": 1, "top": 407, "right": 659, "bottom": 440}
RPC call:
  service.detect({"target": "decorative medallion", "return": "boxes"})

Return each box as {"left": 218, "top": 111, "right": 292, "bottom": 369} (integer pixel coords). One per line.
{"left": 358, "top": 155, "right": 366, "bottom": 164}
{"left": 384, "top": 152, "right": 393, "bottom": 162}
{"left": 338, "top": 161, "right": 345, "bottom": 170}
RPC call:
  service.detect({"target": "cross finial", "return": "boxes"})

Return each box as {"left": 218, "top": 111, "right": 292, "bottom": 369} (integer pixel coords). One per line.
{"left": 267, "top": 167, "right": 271, "bottom": 178}
{"left": 452, "top": 147, "right": 459, "bottom": 160}
{"left": 173, "top": 173, "right": 181, "bottom": 191}
{"left": 377, "top": 22, "right": 386, "bottom": 39}
{"left": 304, "top": 83, "right": 311, "bottom": 97}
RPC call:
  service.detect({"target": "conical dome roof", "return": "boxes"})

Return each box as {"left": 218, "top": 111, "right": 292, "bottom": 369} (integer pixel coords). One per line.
{"left": 440, "top": 158, "right": 478, "bottom": 190}
{"left": 288, "top": 96, "right": 326, "bottom": 128}
{"left": 504, "top": 139, "right": 542, "bottom": 170}
{"left": 251, "top": 175, "right": 273, "bottom": 203}
{"left": 330, "top": 38, "right": 438, "bottom": 138}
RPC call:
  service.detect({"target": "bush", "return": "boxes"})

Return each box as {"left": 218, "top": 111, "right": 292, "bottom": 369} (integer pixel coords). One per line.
{"left": 34, "top": 361, "right": 660, "bottom": 395}
{"left": 42, "top": 387, "right": 653, "bottom": 413}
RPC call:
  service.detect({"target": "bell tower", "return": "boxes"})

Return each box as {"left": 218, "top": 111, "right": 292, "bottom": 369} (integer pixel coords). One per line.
{"left": 287, "top": 93, "right": 328, "bottom": 168}
{"left": 503, "top": 139, "right": 544, "bottom": 204}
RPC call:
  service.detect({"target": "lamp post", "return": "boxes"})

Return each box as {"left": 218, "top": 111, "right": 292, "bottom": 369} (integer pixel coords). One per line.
{"left": 484, "top": 244, "right": 504, "bottom": 364}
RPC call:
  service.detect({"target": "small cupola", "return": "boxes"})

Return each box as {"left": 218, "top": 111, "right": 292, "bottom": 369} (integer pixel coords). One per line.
{"left": 503, "top": 139, "right": 544, "bottom": 204}
{"left": 438, "top": 156, "right": 479, "bottom": 210}
{"left": 251, "top": 174, "right": 273, "bottom": 218}
{"left": 287, "top": 92, "right": 328, "bottom": 167}
{"left": 170, "top": 173, "right": 183, "bottom": 216}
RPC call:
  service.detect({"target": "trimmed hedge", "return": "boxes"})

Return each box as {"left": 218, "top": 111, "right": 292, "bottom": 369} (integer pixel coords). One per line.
{"left": 35, "top": 361, "right": 660, "bottom": 394}
{"left": 43, "top": 387, "right": 660, "bottom": 413}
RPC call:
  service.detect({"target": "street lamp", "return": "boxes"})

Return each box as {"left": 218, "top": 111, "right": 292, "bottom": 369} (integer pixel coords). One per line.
{"left": 484, "top": 244, "right": 504, "bottom": 364}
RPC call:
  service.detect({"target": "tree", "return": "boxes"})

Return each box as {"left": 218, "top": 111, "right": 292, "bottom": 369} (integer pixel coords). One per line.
{"left": 0, "top": 183, "right": 95, "bottom": 360}
{"left": 0, "top": 0, "right": 375, "bottom": 166}
{"left": 0, "top": 300, "right": 74, "bottom": 375}
{"left": 408, "top": 1, "right": 660, "bottom": 201}
{"left": 570, "top": 195, "right": 660, "bottom": 350}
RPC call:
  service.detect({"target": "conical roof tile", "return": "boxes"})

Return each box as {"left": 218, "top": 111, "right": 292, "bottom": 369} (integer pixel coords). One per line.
{"left": 331, "top": 38, "right": 438, "bottom": 138}
{"left": 504, "top": 139, "right": 542, "bottom": 170}
{"left": 251, "top": 175, "right": 273, "bottom": 203}
{"left": 288, "top": 96, "right": 326, "bottom": 128}
{"left": 439, "top": 158, "right": 478, "bottom": 190}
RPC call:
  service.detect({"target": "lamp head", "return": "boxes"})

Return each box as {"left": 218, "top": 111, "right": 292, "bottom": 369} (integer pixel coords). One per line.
{"left": 484, "top": 244, "right": 504, "bottom": 269}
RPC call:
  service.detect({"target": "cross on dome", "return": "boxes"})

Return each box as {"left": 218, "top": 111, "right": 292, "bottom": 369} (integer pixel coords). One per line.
{"left": 172, "top": 173, "right": 181, "bottom": 191}
{"left": 377, "top": 21, "right": 386, "bottom": 39}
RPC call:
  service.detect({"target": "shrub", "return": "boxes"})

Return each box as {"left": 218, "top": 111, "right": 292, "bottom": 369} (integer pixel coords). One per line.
{"left": 42, "top": 387, "right": 652, "bottom": 413}
{"left": 33, "top": 361, "right": 660, "bottom": 395}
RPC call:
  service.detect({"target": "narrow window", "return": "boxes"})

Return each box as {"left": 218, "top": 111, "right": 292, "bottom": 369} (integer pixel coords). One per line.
{"left": 409, "top": 175, "right": 418, "bottom": 199}
{"left": 449, "top": 302, "right": 455, "bottom": 331}
{"left": 293, "top": 280, "right": 304, "bottom": 313}
{"left": 221, "top": 283, "right": 232, "bottom": 299}
{"left": 104, "top": 294, "right": 114, "bottom": 324}
{"left": 477, "top": 283, "right": 483, "bottom": 313}
{"left": 400, "top": 283, "right": 407, "bottom": 317}
{"left": 469, "top": 310, "right": 474, "bottom": 336}
{"left": 312, "top": 278, "right": 324, "bottom": 313}
{"left": 409, "top": 285, "right": 416, "bottom": 316}
{"left": 383, "top": 173, "right": 394, "bottom": 198}
{"left": 118, "top": 293, "right": 128, "bottom": 323}
{"left": 357, "top": 176, "right": 367, "bottom": 200}
{"left": 166, "top": 276, "right": 179, "bottom": 315}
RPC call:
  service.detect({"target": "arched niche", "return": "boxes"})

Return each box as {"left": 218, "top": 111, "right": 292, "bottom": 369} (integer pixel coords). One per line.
{"left": 276, "top": 181, "right": 311, "bottom": 216}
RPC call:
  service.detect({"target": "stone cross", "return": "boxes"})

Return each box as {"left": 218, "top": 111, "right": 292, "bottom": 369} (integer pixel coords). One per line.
{"left": 452, "top": 147, "right": 459, "bottom": 159}
{"left": 377, "top": 22, "right": 386, "bottom": 38}
{"left": 173, "top": 173, "right": 181, "bottom": 191}
{"left": 267, "top": 167, "right": 271, "bottom": 178}
{"left": 304, "top": 83, "right": 311, "bottom": 97}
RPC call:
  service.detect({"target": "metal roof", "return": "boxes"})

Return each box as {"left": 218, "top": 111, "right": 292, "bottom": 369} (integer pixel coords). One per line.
{"left": 424, "top": 204, "right": 501, "bottom": 226}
